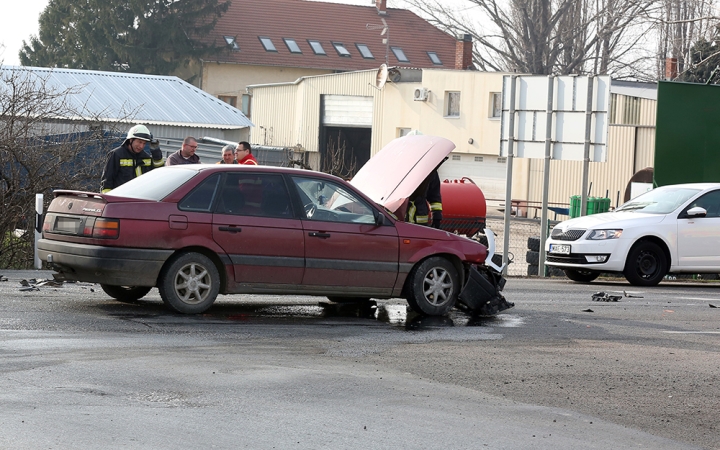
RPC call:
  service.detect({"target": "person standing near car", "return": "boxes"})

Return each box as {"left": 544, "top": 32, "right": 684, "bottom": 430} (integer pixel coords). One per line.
{"left": 216, "top": 145, "right": 238, "bottom": 164}
{"left": 235, "top": 141, "right": 258, "bottom": 165}
{"left": 101, "top": 124, "right": 164, "bottom": 193}
{"left": 407, "top": 168, "right": 443, "bottom": 229}
{"left": 166, "top": 137, "right": 201, "bottom": 166}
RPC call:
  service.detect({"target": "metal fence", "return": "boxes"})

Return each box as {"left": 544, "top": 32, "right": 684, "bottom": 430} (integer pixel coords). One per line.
{"left": 485, "top": 215, "right": 563, "bottom": 277}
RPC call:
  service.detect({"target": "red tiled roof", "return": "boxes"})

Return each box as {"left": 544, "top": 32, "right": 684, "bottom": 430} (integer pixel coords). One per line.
{"left": 205, "top": 0, "right": 457, "bottom": 70}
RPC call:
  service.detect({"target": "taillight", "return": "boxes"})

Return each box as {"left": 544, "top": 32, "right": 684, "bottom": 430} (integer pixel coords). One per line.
{"left": 42, "top": 214, "right": 53, "bottom": 233}
{"left": 92, "top": 218, "right": 120, "bottom": 239}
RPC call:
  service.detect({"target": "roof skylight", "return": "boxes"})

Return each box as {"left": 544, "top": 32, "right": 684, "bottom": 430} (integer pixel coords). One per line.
{"left": 308, "top": 40, "right": 326, "bottom": 55}
{"left": 259, "top": 37, "right": 277, "bottom": 52}
{"left": 427, "top": 51, "right": 442, "bottom": 65}
{"left": 284, "top": 38, "right": 302, "bottom": 54}
{"left": 391, "top": 47, "right": 409, "bottom": 63}
{"left": 356, "top": 44, "right": 374, "bottom": 59}
{"left": 332, "top": 42, "right": 351, "bottom": 57}
{"left": 224, "top": 36, "right": 239, "bottom": 51}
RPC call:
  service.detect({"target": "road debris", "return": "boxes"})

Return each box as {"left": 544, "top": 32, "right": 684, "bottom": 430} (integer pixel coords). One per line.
{"left": 622, "top": 290, "right": 643, "bottom": 298}
{"left": 18, "top": 278, "right": 65, "bottom": 291}
{"left": 0, "top": 275, "right": 8, "bottom": 282}
{"left": 591, "top": 291, "right": 621, "bottom": 302}
{"left": 710, "top": 304, "right": 718, "bottom": 308}
{"left": 582, "top": 308, "right": 594, "bottom": 313}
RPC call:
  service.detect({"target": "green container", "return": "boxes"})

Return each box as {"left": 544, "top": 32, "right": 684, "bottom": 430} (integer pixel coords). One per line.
{"left": 586, "top": 197, "right": 598, "bottom": 215}
{"left": 601, "top": 197, "right": 611, "bottom": 213}
{"left": 570, "top": 195, "right": 581, "bottom": 218}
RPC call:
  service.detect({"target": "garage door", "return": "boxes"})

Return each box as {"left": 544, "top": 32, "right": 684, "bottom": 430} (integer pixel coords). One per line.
{"left": 439, "top": 154, "right": 507, "bottom": 205}
{"left": 322, "top": 95, "right": 373, "bottom": 127}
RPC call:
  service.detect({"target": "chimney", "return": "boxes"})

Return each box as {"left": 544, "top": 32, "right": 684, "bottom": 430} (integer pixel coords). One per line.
{"left": 375, "top": 0, "right": 387, "bottom": 14}
{"left": 455, "top": 34, "right": 473, "bottom": 70}
{"left": 665, "top": 57, "right": 678, "bottom": 80}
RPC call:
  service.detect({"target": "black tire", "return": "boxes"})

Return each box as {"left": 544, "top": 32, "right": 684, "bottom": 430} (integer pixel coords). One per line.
{"left": 406, "top": 257, "right": 459, "bottom": 316}
{"left": 564, "top": 268, "right": 600, "bottom": 283}
{"left": 527, "top": 236, "right": 540, "bottom": 252}
{"left": 623, "top": 241, "right": 667, "bottom": 286}
{"left": 327, "top": 296, "right": 372, "bottom": 304}
{"left": 527, "top": 264, "right": 538, "bottom": 276}
{"left": 158, "top": 252, "right": 220, "bottom": 314}
{"left": 526, "top": 250, "right": 539, "bottom": 265}
{"left": 100, "top": 285, "right": 152, "bottom": 303}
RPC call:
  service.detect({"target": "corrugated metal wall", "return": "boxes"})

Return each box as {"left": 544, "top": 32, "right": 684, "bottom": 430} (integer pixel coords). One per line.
{"left": 250, "top": 70, "right": 381, "bottom": 155}
{"left": 525, "top": 94, "right": 656, "bottom": 209}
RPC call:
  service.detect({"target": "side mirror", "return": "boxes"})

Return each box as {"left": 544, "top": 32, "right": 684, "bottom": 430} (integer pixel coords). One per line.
{"left": 375, "top": 212, "right": 386, "bottom": 226}
{"left": 685, "top": 206, "right": 707, "bottom": 218}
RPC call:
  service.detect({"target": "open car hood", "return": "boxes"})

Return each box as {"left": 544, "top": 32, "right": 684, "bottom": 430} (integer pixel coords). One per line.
{"left": 350, "top": 135, "right": 455, "bottom": 212}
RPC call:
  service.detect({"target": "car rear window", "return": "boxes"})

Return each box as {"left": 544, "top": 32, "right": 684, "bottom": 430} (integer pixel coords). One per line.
{"left": 107, "top": 167, "right": 199, "bottom": 201}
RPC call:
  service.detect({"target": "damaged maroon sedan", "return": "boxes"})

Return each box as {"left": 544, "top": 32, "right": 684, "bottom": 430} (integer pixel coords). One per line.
{"left": 38, "top": 135, "right": 511, "bottom": 316}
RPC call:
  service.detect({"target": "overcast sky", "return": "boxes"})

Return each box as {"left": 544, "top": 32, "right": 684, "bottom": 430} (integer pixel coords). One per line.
{"left": 1, "top": 0, "right": 431, "bottom": 66}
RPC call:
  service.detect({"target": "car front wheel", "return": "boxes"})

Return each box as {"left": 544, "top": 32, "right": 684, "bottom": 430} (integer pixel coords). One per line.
{"left": 158, "top": 252, "right": 220, "bottom": 314}
{"left": 563, "top": 269, "right": 600, "bottom": 283}
{"left": 623, "top": 241, "right": 667, "bottom": 286}
{"left": 100, "top": 285, "right": 152, "bottom": 303}
{"left": 406, "top": 257, "right": 459, "bottom": 316}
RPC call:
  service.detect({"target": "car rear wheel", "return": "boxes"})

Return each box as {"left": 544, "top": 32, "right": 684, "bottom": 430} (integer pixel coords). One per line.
{"left": 100, "top": 285, "right": 152, "bottom": 303}
{"left": 623, "top": 241, "right": 667, "bottom": 286}
{"left": 158, "top": 252, "right": 220, "bottom": 314}
{"left": 406, "top": 256, "right": 458, "bottom": 316}
{"left": 563, "top": 269, "right": 600, "bottom": 283}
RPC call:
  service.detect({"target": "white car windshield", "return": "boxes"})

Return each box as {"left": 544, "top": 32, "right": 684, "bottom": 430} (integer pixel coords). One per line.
{"left": 615, "top": 187, "right": 701, "bottom": 214}
{"left": 107, "top": 167, "right": 199, "bottom": 200}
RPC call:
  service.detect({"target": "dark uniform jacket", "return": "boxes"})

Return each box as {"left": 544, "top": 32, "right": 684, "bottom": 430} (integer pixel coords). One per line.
{"left": 165, "top": 150, "right": 201, "bottom": 166}
{"left": 100, "top": 144, "right": 164, "bottom": 193}
{"left": 408, "top": 170, "right": 443, "bottom": 227}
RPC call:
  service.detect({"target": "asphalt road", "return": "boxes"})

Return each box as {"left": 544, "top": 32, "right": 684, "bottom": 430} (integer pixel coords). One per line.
{"left": 0, "top": 270, "right": 718, "bottom": 449}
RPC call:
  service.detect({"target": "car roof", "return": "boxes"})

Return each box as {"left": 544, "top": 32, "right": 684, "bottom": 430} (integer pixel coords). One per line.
{"left": 656, "top": 183, "right": 720, "bottom": 191}
{"left": 163, "top": 163, "right": 345, "bottom": 181}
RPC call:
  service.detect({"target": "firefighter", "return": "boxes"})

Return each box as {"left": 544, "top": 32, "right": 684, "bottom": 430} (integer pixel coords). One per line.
{"left": 407, "top": 168, "right": 443, "bottom": 229}
{"left": 101, "top": 125, "right": 164, "bottom": 193}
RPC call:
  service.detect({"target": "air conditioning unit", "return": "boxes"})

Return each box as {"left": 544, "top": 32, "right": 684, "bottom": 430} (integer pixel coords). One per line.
{"left": 413, "top": 87, "right": 429, "bottom": 101}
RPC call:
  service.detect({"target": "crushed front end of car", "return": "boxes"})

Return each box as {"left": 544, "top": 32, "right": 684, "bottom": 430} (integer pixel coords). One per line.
{"left": 457, "top": 229, "right": 514, "bottom": 316}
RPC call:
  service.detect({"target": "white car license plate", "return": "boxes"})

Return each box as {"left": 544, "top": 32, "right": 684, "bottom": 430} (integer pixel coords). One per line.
{"left": 549, "top": 244, "right": 571, "bottom": 255}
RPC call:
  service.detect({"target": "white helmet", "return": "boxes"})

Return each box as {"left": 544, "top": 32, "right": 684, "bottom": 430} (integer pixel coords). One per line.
{"left": 123, "top": 124, "right": 153, "bottom": 146}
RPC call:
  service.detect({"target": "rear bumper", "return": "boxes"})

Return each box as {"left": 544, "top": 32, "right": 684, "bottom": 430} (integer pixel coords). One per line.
{"left": 38, "top": 239, "right": 173, "bottom": 286}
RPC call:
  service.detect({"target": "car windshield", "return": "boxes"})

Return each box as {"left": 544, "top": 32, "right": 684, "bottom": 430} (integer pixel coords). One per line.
{"left": 615, "top": 187, "right": 701, "bottom": 214}
{"left": 107, "top": 167, "right": 199, "bottom": 200}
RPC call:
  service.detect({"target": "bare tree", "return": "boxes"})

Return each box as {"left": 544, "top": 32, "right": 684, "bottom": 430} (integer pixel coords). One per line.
{"left": 654, "top": 0, "right": 718, "bottom": 79}
{"left": 322, "top": 132, "right": 357, "bottom": 180}
{"left": 403, "top": 0, "right": 657, "bottom": 76}
{"left": 0, "top": 66, "right": 124, "bottom": 268}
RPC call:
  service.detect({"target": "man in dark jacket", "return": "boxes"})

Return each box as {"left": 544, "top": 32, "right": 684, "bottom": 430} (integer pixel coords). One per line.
{"left": 166, "top": 136, "right": 202, "bottom": 166}
{"left": 101, "top": 124, "right": 164, "bottom": 193}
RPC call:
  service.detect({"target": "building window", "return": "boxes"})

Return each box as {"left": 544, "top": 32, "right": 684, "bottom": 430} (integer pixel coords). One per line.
{"left": 283, "top": 38, "right": 302, "bottom": 54}
{"left": 445, "top": 91, "right": 460, "bottom": 117}
{"left": 452, "top": 155, "right": 461, "bottom": 161}
{"left": 397, "top": 127, "right": 411, "bottom": 137}
{"left": 391, "top": 47, "right": 409, "bottom": 63}
{"left": 490, "top": 92, "right": 502, "bottom": 118}
{"left": 332, "top": 42, "right": 351, "bottom": 57}
{"left": 259, "top": 37, "right": 277, "bottom": 52}
{"left": 497, "top": 157, "right": 507, "bottom": 164}
{"left": 308, "top": 40, "right": 326, "bottom": 55}
{"left": 223, "top": 36, "right": 239, "bottom": 51}
{"left": 427, "top": 51, "right": 442, "bottom": 65}
{"left": 356, "top": 44, "right": 374, "bottom": 59}
{"left": 474, "top": 156, "right": 484, "bottom": 162}
{"left": 241, "top": 94, "right": 251, "bottom": 117}
{"left": 218, "top": 95, "right": 237, "bottom": 107}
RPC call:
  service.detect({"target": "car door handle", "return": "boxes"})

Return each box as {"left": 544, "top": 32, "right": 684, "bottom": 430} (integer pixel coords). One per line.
{"left": 218, "top": 226, "right": 242, "bottom": 233}
{"left": 308, "top": 232, "right": 331, "bottom": 239}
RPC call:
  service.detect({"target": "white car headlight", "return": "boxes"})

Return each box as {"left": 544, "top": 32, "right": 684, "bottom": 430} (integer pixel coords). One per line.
{"left": 587, "top": 229, "right": 623, "bottom": 240}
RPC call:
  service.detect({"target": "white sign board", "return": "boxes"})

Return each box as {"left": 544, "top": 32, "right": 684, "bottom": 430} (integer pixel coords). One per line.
{"left": 500, "top": 75, "right": 610, "bottom": 162}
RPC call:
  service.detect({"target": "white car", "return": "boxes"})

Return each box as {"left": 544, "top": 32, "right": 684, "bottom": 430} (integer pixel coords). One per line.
{"left": 545, "top": 183, "right": 720, "bottom": 286}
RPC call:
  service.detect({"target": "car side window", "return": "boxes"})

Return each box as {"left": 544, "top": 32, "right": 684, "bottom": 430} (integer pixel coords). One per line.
{"left": 291, "top": 176, "right": 376, "bottom": 224}
{"left": 687, "top": 190, "right": 720, "bottom": 218}
{"left": 218, "top": 173, "right": 292, "bottom": 218}
{"left": 178, "top": 174, "right": 220, "bottom": 212}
